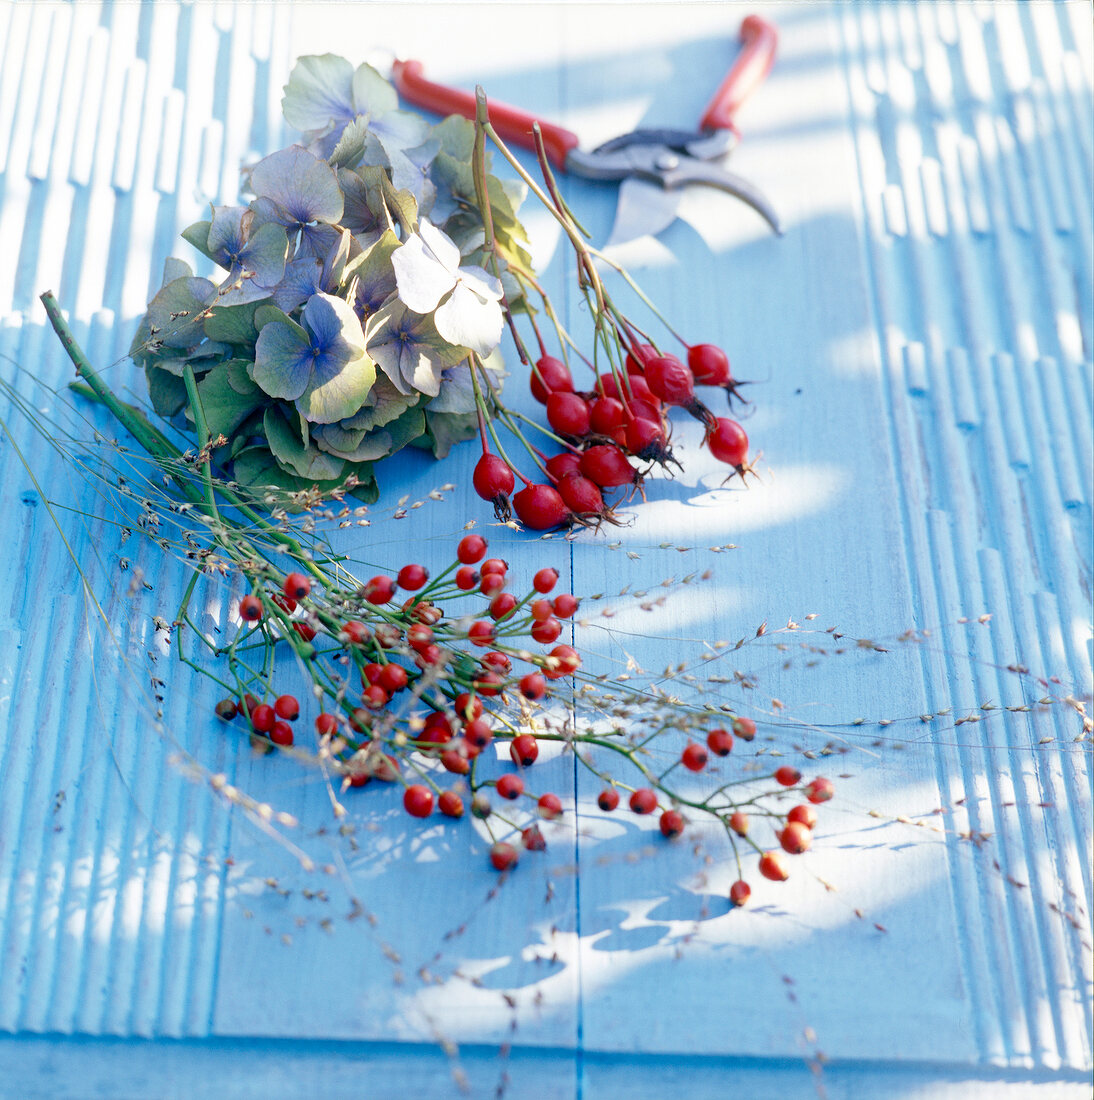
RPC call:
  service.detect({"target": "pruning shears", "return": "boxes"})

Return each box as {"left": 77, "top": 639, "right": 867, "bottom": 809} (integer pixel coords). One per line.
{"left": 391, "top": 14, "right": 781, "bottom": 246}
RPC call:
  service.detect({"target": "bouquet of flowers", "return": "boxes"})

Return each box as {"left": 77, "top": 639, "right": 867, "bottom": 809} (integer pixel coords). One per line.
{"left": 128, "top": 54, "right": 753, "bottom": 527}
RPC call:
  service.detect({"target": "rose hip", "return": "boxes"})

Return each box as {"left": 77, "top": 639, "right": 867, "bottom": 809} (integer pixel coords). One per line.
{"left": 510, "top": 733, "right": 539, "bottom": 766}
{"left": 579, "top": 445, "right": 636, "bottom": 489}
{"left": 283, "top": 572, "right": 311, "bottom": 600}
{"left": 513, "top": 483, "right": 570, "bottom": 530}
{"left": 598, "top": 788, "right": 620, "bottom": 811}
{"left": 473, "top": 454, "right": 516, "bottom": 521}
{"left": 706, "top": 418, "right": 749, "bottom": 468}
{"left": 530, "top": 355, "right": 573, "bottom": 404}
{"left": 457, "top": 534, "right": 487, "bottom": 564}
{"left": 629, "top": 788, "right": 657, "bottom": 814}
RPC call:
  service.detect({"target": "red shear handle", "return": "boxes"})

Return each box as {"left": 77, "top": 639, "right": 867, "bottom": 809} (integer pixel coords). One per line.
{"left": 392, "top": 59, "right": 580, "bottom": 171}
{"left": 699, "top": 14, "right": 778, "bottom": 134}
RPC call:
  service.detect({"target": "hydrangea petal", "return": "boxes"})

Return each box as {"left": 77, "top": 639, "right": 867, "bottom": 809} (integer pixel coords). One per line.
{"left": 418, "top": 219, "right": 462, "bottom": 272}
{"left": 425, "top": 363, "right": 477, "bottom": 414}
{"left": 455, "top": 263, "right": 503, "bottom": 302}
{"left": 298, "top": 350, "right": 376, "bottom": 424}
{"left": 271, "top": 257, "right": 323, "bottom": 313}
{"left": 206, "top": 206, "right": 251, "bottom": 265}
{"left": 350, "top": 63, "right": 398, "bottom": 119}
{"left": 434, "top": 280, "right": 504, "bottom": 357}
{"left": 240, "top": 221, "right": 289, "bottom": 286}
{"left": 252, "top": 318, "right": 314, "bottom": 401}
{"left": 391, "top": 232, "right": 457, "bottom": 314}
{"left": 372, "top": 110, "right": 431, "bottom": 155}
{"left": 250, "top": 146, "right": 343, "bottom": 226}
{"left": 301, "top": 292, "right": 366, "bottom": 362}
{"left": 281, "top": 54, "right": 356, "bottom": 133}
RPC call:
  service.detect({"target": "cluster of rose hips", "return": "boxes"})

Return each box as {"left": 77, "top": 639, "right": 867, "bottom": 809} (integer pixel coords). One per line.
{"left": 473, "top": 337, "right": 754, "bottom": 531}
{"left": 215, "top": 533, "right": 581, "bottom": 836}
{"left": 212, "top": 530, "right": 834, "bottom": 900}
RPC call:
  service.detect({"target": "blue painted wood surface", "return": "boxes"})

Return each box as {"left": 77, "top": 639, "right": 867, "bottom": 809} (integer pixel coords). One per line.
{"left": 0, "top": 1, "right": 1090, "bottom": 1096}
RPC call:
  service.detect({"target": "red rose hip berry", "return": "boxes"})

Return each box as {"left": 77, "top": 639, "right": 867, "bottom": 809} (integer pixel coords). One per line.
{"left": 597, "top": 788, "right": 620, "bottom": 812}
{"left": 732, "top": 716, "right": 756, "bottom": 741}
{"left": 489, "top": 842, "right": 519, "bottom": 871}
{"left": 496, "top": 774, "right": 524, "bottom": 800}
{"left": 530, "top": 355, "right": 573, "bottom": 404}
{"left": 806, "top": 777, "right": 835, "bottom": 804}
{"left": 537, "top": 793, "right": 563, "bottom": 820}
{"left": 706, "top": 728, "right": 734, "bottom": 756}
{"left": 270, "top": 721, "right": 294, "bottom": 747}
{"left": 780, "top": 821, "right": 813, "bottom": 854}
{"left": 629, "top": 788, "right": 657, "bottom": 815}
{"left": 438, "top": 790, "right": 464, "bottom": 818}
{"left": 457, "top": 534, "right": 487, "bottom": 564}
{"left": 273, "top": 694, "right": 300, "bottom": 721}
{"left": 397, "top": 563, "right": 429, "bottom": 590}
{"left": 403, "top": 784, "right": 434, "bottom": 818}
{"left": 239, "top": 595, "right": 263, "bottom": 622}
{"left": 533, "top": 567, "right": 559, "bottom": 594}
{"left": 283, "top": 572, "right": 311, "bottom": 600}
{"left": 513, "top": 483, "right": 570, "bottom": 531}
{"left": 510, "top": 733, "right": 539, "bottom": 767}
{"left": 759, "top": 850, "right": 789, "bottom": 881}
{"left": 787, "top": 804, "right": 817, "bottom": 829}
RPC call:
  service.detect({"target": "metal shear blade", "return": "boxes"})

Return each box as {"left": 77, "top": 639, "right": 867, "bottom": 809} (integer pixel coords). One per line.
{"left": 391, "top": 14, "right": 781, "bottom": 246}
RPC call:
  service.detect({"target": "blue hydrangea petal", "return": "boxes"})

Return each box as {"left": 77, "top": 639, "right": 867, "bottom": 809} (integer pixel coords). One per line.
{"left": 301, "top": 292, "right": 366, "bottom": 361}
{"left": 250, "top": 146, "right": 344, "bottom": 226}
{"left": 281, "top": 54, "right": 356, "bottom": 133}
{"left": 271, "top": 257, "right": 324, "bottom": 313}
{"left": 252, "top": 317, "right": 314, "bottom": 401}
{"left": 206, "top": 206, "right": 251, "bottom": 267}
{"left": 350, "top": 63, "right": 398, "bottom": 119}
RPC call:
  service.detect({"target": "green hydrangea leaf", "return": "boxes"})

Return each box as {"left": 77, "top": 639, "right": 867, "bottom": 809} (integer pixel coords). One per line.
{"left": 145, "top": 275, "right": 218, "bottom": 349}
{"left": 346, "top": 468, "right": 380, "bottom": 505}
{"left": 329, "top": 115, "right": 371, "bottom": 170}
{"left": 384, "top": 404, "right": 427, "bottom": 452}
{"left": 313, "top": 423, "right": 393, "bottom": 462}
{"left": 197, "top": 360, "right": 268, "bottom": 440}
{"left": 264, "top": 406, "right": 347, "bottom": 480}
{"left": 181, "top": 220, "right": 214, "bottom": 260}
{"left": 231, "top": 446, "right": 368, "bottom": 512}
{"left": 380, "top": 172, "right": 419, "bottom": 237}
{"left": 342, "top": 228, "right": 400, "bottom": 318}
{"left": 423, "top": 409, "right": 478, "bottom": 459}
{"left": 432, "top": 115, "right": 478, "bottom": 163}
{"left": 203, "top": 299, "right": 265, "bottom": 345}
{"left": 226, "top": 359, "right": 260, "bottom": 396}
{"left": 253, "top": 303, "right": 299, "bottom": 334}
{"left": 146, "top": 365, "right": 188, "bottom": 417}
